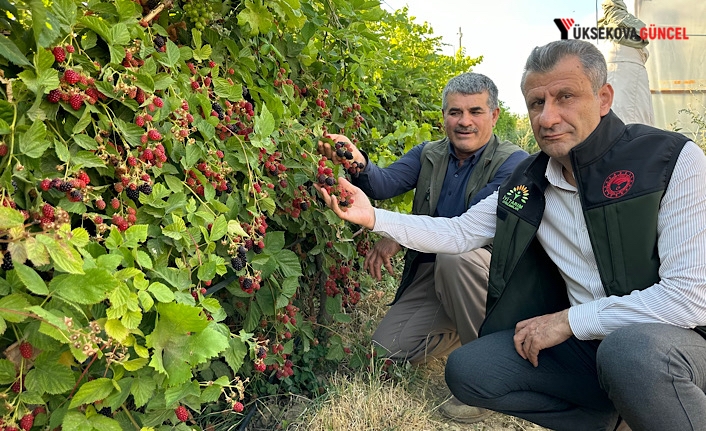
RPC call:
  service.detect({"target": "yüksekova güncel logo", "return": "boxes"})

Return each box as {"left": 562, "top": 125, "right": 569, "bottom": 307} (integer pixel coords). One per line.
{"left": 501, "top": 185, "right": 529, "bottom": 211}
{"left": 553, "top": 18, "right": 689, "bottom": 41}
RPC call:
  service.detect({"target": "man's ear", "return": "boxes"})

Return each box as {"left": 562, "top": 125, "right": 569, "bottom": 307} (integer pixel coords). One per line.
{"left": 599, "top": 83, "right": 614, "bottom": 116}
{"left": 491, "top": 107, "right": 500, "bottom": 126}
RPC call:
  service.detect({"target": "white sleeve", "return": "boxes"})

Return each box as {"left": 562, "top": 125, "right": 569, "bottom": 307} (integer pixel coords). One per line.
{"left": 371, "top": 190, "right": 498, "bottom": 254}
{"left": 569, "top": 141, "right": 706, "bottom": 339}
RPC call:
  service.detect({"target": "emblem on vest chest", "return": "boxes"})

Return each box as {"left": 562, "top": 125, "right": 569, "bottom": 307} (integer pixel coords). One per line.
{"left": 602, "top": 170, "right": 635, "bottom": 199}
{"left": 502, "top": 185, "right": 529, "bottom": 211}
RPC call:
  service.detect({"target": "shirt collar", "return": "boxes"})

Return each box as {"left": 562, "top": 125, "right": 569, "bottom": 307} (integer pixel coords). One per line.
{"left": 448, "top": 141, "right": 488, "bottom": 167}
{"left": 546, "top": 157, "right": 577, "bottom": 191}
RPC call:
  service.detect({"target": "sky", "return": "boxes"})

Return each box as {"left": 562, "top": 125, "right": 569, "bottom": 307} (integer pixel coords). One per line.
{"left": 380, "top": 0, "right": 624, "bottom": 114}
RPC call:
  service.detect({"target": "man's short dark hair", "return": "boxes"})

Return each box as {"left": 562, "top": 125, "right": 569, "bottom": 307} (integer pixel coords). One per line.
{"left": 442, "top": 73, "right": 499, "bottom": 112}
{"left": 520, "top": 40, "right": 608, "bottom": 95}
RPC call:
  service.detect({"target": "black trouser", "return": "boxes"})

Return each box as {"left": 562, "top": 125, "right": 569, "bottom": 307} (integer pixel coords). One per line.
{"left": 445, "top": 324, "right": 706, "bottom": 431}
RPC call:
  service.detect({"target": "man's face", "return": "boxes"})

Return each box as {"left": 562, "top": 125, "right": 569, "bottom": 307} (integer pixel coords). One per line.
{"left": 443, "top": 92, "right": 499, "bottom": 160}
{"left": 522, "top": 56, "right": 613, "bottom": 163}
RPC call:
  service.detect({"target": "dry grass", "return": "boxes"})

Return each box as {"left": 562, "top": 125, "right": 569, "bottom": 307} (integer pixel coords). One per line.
{"left": 250, "top": 270, "right": 550, "bottom": 431}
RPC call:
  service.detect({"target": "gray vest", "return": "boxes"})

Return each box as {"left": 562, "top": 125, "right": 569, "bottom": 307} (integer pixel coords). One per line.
{"left": 392, "top": 134, "right": 523, "bottom": 304}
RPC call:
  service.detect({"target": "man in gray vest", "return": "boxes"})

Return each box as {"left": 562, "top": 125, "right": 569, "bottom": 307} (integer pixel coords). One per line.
{"left": 318, "top": 72, "right": 528, "bottom": 423}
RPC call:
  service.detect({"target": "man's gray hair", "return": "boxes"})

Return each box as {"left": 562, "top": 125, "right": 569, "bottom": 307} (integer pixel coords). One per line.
{"left": 520, "top": 40, "right": 607, "bottom": 95}
{"left": 442, "top": 72, "right": 499, "bottom": 112}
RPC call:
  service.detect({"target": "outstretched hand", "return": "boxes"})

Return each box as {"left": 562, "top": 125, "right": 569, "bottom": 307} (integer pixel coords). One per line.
{"left": 314, "top": 177, "right": 376, "bottom": 230}
{"left": 364, "top": 237, "right": 402, "bottom": 281}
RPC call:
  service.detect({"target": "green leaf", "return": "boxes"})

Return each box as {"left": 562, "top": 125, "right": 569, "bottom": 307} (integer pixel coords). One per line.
{"left": 0, "top": 294, "right": 30, "bottom": 323}
{"left": 88, "top": 414, "right": 122, "bottom": 431}
{"left": 69, "top": 378, "right": 116, "bottom": 409}
{"left": 54, "top": 140, "right": 70, "bottom": 162}
{"left": 70, "top": 227, "right": 90, "bottom": 248}
{"left": 115, "top": 0, "right": 141, "bottom": 21}
{"left": 51, "top": 268, "right": 120, "bottom": 304}
{"left": 254, "top": 103, "right": 275, "bottom": 138}
{"left": 26, "top": 351, "right": 75, "bottom": 394}
{"left": 124, "top": 224, "right": 148, "bottom": 247}
{"left": 36, "top": 234, "right": 84, "bottom": 274}
{"left": 213, "top": 78, "right": 242, "bottom": 100}
{"left": 164, "top": 380, "right": 200, "bottom": 407}
{"left": 130, "top": 375, "right": 156, "bottom": 408}
{"left": 135, "top": 250, "right": 153, "bottom": 269}
{"left": 159, "top": 40, "right": 180, "bottom": 68}
{"left": 227, "top": 220, "right": 248, "bottom": 237}
{"left": 0, "top": 34, "right": 31, "bottom": 67}
{"left": 107, "top": 23, "right": 130, "bottom": 45}
{"left": 274, "top": 249, "right": 302, "bottom": 277}
{"left": 72, "top": 109, "right": 93, "bottom": 135}
{"left": 325, "top": 295, "right": 342, "bottom": 317}
{"left": 13, "top": 263, "right": 49, "bottom": 295}
{"left": 25, "top": 236, "right": 50, "bottom": 266}
{"left": 19, "top": 121, "right": 48, "bottom": 158}
{"left": 333, "top": 313, "right": 352, "bottom": 323}
{"left": 223, "top": 336, "right": 247, "bottom": 374}
{"left": 0, "top": 206, "right": 25, "bottom": 229}
{"left": 53, "top": 0, "right": 78, "bottom": 27}
{"left": 148, "top": 282, "right": 175, "bottom": 303}
{"left": 192, "top": 45, "right": 213, "bottom": 62}
{"left": 62, "top": 411, "right": 91, "bottom": 431}
{"left": 209, "top": 214, "right": 227, "bottom": 241}
{"left": 237, "top": 1, "right": 274, "bottom": 35}
{"left": 72, "top": 151, "right": 106, "bottom": 168}
{"left": 197, "top": 261, "right": 217, "bottom": 282}
{"left": 72, "top": 134, "right": 98, "bottom": 150}
{"left": 134, "top": 73, "right": 155, "bottom": 93}
{"left": 263, "top": 231, "right": 284, "bottom": 252}
{"left": 114, "top": 118, "right": 148, "bottom": 148}
{"left": 105, "top": 319, "right": 129, "bottom": 342}
{"left": 0, "top": 359, "right": 16, "bottom": 384}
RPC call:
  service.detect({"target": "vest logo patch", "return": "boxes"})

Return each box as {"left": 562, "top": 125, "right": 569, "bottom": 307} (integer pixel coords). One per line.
{"left": 602, "top": 170, "right": 635, "bottom": 199}
{"left": 501, "top": 185, "right": 529, "bottom": 211}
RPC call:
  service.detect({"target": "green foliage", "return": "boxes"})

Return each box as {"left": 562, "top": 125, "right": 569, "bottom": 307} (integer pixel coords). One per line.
{"left": 0, "top": 0, "right": 523, "bottom": 429}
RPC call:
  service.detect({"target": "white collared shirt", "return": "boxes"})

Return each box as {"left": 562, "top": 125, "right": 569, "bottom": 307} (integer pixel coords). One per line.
{"left": 372, "top": 141, "right": 706, "bottom": 339}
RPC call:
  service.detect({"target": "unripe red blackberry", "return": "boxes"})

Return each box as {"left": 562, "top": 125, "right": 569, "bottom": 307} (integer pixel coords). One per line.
{"left": 52, "top": 46, "right": 66, "bottom": 62}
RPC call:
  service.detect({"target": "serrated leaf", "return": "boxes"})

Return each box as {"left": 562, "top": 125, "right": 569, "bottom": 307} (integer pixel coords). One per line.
{"left": 213, "top": 78, "right": 242, "bottom": 100}
{"left": 26, "top": 351, "right": 75, "bottom": 394}
{"left": 0, "top": 33, "right": 31, "bottom": 67}
{"left": 147, "top": 282, "right": 174, "bottom": 303}
{"left": 69, "top": 377, "right": 116, "bottom": 409}
{"left": 0, "top": 294, "right": 30, "bottom": 323}
{"left": 274, "top": 249, "right": 302, "bottom": 277}
{"left": 72, "top": 109, "right": 92, "bottom": 134}
{"left": 115, "top": 118, "right": 148, "bottom": 147}
{"left": 0, "top": 359, "right": 16, "bottom": 384}
{"left": 62, "top": 411, "right": 91, "bottom": 431}
{"left": 105, "top": 319, "right": 130, "bottom": 342}
{"left": 19, "top": 121, "right": 49, "bottom": 158}
{"left": 107, "top": 22, "right": 130, "bottom": 45}
{"left": 134, "top": 73, "right": 155, "bottom": 93}
{"left": 254, "top": 103, "right": 275, "bottom": 137}
{"left": 53, "top": 0, "right": 78, "bottom": 27}
{"left": 51, "top": 268, "right": 120, "bottom": 304}
{"left": 89, "top": 414, "right": 122, "bottom": 431}
{"left": 72, "top": 151, "right": 106, "bottom": 168}
{"left": 13, "top": 263, "right": 49, "bottom": 295}
{"left": 72, "top": 134, "right": 98, "bottom": 150}
{"left": 333, "top": 313, "right": 352, "bottom": 323}
{"left": 159, "top": 40, "right": 180, "bottom": 67}
{"left": 197, "top": 261, "right": 217, "bottom": 281}
{"left": 69, "top": 227, "right": 90, "bottom": 248}
{"left": 209, "top": 214, "right": 227, "bottom": 241}
{"left": 54, "top": 139, "right": 70, "bottom": 162}
{"left": 223, "top": 337, "right": 247, "bottom": 374}
{"left": 237, "top": 1, "right": 273, "bottom": 35}
{"left": 36, "top": 234, "right": 84, "bottom": 274}
{"left": 130, "top": 375, "right": 156, "bottom": 408}
{"left": 0, "top": 206, "right": 25, "bottom": 229}
{"left": 164, "top": 380, "right": 200, "bottom": 407}
{"left": 135, "top": 250, "right": 153, "bottom": 269}
{"left": 24, "top": 236, "right": 50, "bottom": 266}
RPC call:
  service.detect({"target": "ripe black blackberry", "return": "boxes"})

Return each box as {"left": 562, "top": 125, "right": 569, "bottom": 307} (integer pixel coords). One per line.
{"left": 344, "top": 151, "right": 353, "bottom": 160}
{"left": 241, "top": 277, "right": 253, "bottom": 290}
{"left": 137, "top": 183, "right": 153, "bottom": 195}
{"left": 324, "top": 177, "right": 335, "bottom": 186}
{"left": 336, "top": 148, "right": 345, "bottom": 158}
{"left": 300, "top": 201, "right": 309, "bottom": 211}
{"left": 231, "top": 256, "right": 244, "bottom": 271}
{"left": 252, "top": 244, "right": 262, "bottom": 254}
{"left": 153, "top": 35, "right": 167, "bottom": 48}
{"left": 126, "top": 186, "right": 140, "bottom": 201}
{"left": 58, "top": 181, "right": 72, "bottom": 192}
{"left": 237, "top": 245, "right": 247, "bottom": 258}
{"left": 211, "top": 102, "right": 224, "bottom": 120}
{"left": 225, "top": 182, "right": 233, "bottom": 193}
{"left": 69, "top": 190, "right": 83, "bottom": 201}
{"left": 2, "top": 252, "right": 13, "bottom": 271}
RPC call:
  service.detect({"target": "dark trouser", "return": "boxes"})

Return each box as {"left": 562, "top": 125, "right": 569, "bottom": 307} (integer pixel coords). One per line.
{"left": 445, "top": 323, "right": 706, "bottom": 431}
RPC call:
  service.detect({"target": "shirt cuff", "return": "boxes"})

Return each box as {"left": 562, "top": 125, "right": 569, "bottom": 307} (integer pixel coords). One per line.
{"left": 371, "top": 208, "right": 394, "bottom": 235}
{"left": 568, "top": 301, "right": 607, "bottom": 340}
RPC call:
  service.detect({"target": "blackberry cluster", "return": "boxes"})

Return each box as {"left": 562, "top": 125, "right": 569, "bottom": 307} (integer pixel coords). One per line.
{"left": 211, "top": 102, "right": 224, "bottom": 120}
{"left": 335, "top": 141, "right": 353, "bottom": 160}
{"left": 241, "top": 277, "right": 253, "bottom": 290}
{"left": 230, "top": 246, "right": 248, "bottom": 271}
{"left": 58, "top": 181, "right": 72, "bottom": 192}
{"left": 2, "top": 252, "right": 13, "bottom": 271}
{"left": 126, "top": 186, "right": 140, "bottom": 201}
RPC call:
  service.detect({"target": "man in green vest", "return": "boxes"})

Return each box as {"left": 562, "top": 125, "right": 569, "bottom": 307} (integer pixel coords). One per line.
{"left": 316, "top": 40, "right": 706, "bottom": 430}
{"left": 318, "top": 72, "right": 527, "bottom": 423}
